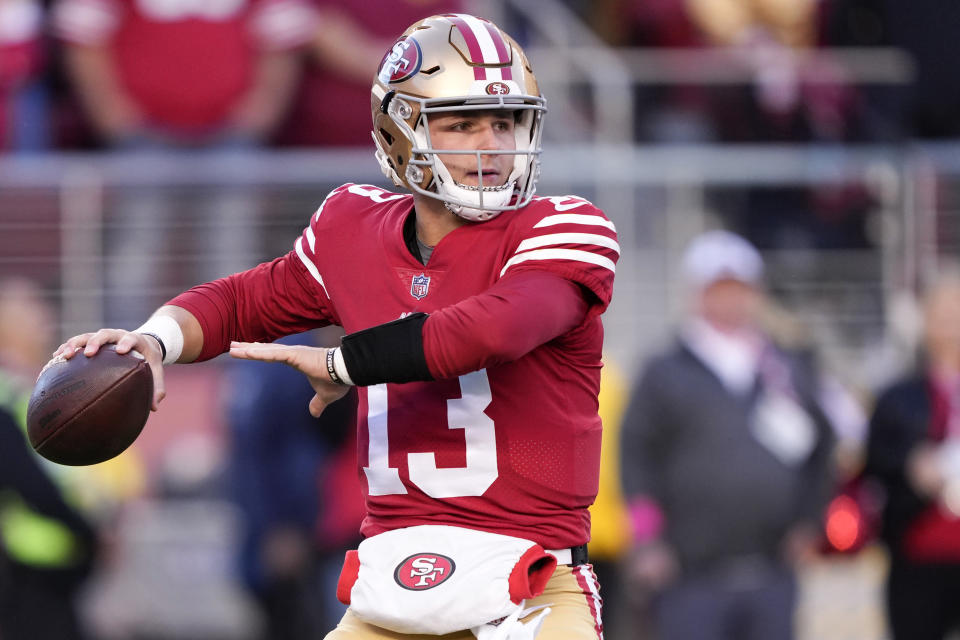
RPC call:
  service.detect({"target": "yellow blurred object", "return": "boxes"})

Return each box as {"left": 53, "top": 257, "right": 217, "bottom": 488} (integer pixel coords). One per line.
{"left": 588, "top": 355, "right": 632, "bottom": 560}
{"left": 0, "top": 493, "right": 81, "bottom": 567}
{"left": 62, "top": 450, "right": 149, "bottom": 517}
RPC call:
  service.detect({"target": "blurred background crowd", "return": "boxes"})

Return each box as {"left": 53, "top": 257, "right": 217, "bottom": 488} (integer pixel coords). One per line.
{"left": 2, "top": 0, "right": 960, "bottom": 638}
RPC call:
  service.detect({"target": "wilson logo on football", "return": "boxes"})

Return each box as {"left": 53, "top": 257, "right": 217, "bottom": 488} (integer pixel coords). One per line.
{"left": 378, "top": 37, "right": 422, "bottom": 84}
{"left": 485, "top": 82, "right": 510, "bottom": 96}
{"left": 394, "top": 553, "right": 456, "bottom": 590}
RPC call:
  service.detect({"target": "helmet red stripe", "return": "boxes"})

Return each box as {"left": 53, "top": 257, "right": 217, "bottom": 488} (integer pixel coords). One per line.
{"left": 447, "top": 14, "right": 485, "bottom": 80}
{"left": 483, "top": 21, "right": 513, "bottom": 80}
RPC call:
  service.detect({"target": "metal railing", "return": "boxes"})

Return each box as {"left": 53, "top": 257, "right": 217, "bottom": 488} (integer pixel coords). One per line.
{"left": 1, "top": 141, "right": 954, "bottom": 394}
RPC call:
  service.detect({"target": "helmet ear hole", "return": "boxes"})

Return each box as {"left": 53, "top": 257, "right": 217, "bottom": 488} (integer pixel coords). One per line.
{"left": 396, "top": 156, "right": 403, "bottom": 165}
{"left": 379, "top": 90, "right": 396, "bottom": 114}
{"left": 379, "top": 128, "right": 394, "bottom": 145}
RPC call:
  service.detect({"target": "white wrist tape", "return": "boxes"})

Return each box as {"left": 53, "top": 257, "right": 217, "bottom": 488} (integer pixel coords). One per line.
{"left": 332, "top": 347, "right": 355, "bottom": 386}
{"left": 135, "top": 315, "right": 184, "bottom": 365}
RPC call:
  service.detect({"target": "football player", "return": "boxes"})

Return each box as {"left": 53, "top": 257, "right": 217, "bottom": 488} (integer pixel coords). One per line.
{"left": 55, "top": 13, "right": 618, "bottom": 640}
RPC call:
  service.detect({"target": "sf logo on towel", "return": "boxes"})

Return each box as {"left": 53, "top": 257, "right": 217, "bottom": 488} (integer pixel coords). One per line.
{"left": 395, "top": 553, "right": 456, "bottom": 590}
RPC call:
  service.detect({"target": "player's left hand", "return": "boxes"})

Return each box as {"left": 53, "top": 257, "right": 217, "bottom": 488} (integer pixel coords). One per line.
{"left": 229, "top": 341, "right": 350, "bottom": 417}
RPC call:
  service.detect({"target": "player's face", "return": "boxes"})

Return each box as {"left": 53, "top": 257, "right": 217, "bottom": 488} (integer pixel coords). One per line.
{"left": 428, "top": 111, "right": 517, "bottom": 189}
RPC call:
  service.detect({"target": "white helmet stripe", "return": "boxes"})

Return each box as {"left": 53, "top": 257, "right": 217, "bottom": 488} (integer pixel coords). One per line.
{"left": 459, "top": 14, "right": 505, "bottom": 80}
{"left": 448, "top": 14, "right": 513, "bottom": 81}
{"left": 482, "top": 20, "right": 513, "bottom": 81}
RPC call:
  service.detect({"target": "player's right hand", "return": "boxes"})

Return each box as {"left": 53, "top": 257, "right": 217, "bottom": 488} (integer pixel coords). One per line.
{"left": 52, "top": 329, "right": 167, "bottom": 411}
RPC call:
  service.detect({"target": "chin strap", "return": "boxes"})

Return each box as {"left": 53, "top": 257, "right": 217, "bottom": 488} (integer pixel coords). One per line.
{"left": 432, "top": 157, "right": 516, "bottom": 221}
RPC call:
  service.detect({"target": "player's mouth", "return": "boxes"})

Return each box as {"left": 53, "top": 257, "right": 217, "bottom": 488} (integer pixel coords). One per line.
{"left": 466, "top": 169, "right": 502, "bottom": 187}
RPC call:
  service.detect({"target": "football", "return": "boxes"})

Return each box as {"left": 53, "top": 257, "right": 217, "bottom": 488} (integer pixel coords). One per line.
{"left": 27, "top": 345, "right": 153, "bottom": 466}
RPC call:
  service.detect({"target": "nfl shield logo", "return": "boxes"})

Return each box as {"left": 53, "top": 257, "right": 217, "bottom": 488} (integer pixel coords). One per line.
{"left": 410, "top": 274, "right": 430, "bottom": 300}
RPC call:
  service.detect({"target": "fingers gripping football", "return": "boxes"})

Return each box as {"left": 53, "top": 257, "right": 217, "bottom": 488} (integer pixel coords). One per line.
{"left": 229, "top": 342, "right": 349, "bottom": 417}
{"left": 51, "top": 328, "right": 167, "bottom": 411}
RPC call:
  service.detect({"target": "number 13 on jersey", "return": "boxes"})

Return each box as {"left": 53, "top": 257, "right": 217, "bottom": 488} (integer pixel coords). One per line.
{"left": 363, "top": 370, "right": 499, "bottom": 499}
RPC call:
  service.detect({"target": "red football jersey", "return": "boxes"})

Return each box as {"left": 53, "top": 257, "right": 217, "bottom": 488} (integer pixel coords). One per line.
{"left": 53, "top": 0, "right": 315, "bottom": 130}
{"left": 175, "top": 183, "right": 618, "bottom": 549}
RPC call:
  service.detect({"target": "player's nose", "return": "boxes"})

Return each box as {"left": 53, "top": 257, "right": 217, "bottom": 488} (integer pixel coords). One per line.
{"left": 476, "top": 124, "right": 504, "bottom": 150}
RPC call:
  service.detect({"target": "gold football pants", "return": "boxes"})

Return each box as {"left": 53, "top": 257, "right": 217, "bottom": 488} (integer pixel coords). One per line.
{"left": 324, "top": 564, "right": 603, "bottom": 640}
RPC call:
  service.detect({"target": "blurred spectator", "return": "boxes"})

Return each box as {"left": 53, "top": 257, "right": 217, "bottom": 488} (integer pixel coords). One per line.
{"left": 51, "top": 0, "right": 316, "bottom": 326}
{"left": 0, "top": 276, "right": 56, "bottom": 383}
{"left": 0, "top": 0, "right": 48, "bottom": 151}
{"left": 591, "top": 0, "right": 862, "bottom": 144}
{"left": 52, "top": 0, "right": 314, "bottom": 148}
{"left": 684, "top": 0, "right": 875, "bottom": 263}
{"left": 865, "top": 269, "right": 960, "bottom": 640}
{"left": 686, "top": 0, "right": 862, "bottom": 144}
{"left": 275, "top": 0, "right": 461, "bottom": 147}
{"left": 0, "top": 277, "right": 97, "bottom": 640}
{"left": 619, "top": 231, "right": 837, "bottom": 640}
{"left": 0, "top": 405, "right": 97, "bottom": 640}
{"left": 225, "top": 329, "right": 359, "bottom": 639}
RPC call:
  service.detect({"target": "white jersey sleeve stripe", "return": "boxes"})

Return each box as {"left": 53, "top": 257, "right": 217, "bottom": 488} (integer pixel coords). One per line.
{"left": 515, "top": 232, "right": 621, "bottom": 255}
{"left": 305, "top": 226, "right": 316, "bottom": 252}
{"left": 533, "top": 214, "right": 616, "bottom": 231}
{"left": 499, "top": 248, "right": 616, "bottom": 277}
{"left": 295, "top": 236, "right": 329, "bottom": 298}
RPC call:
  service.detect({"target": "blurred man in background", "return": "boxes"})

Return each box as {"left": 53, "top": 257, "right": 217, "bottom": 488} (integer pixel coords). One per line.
{"left": 51, "top": 0, "right": 317, "bottom": 326}
{"left": 0, "top": 401, "right": 97, "bottom": 640}
{"left": 52, "top": 0, "right": 314, "bottom": 149}
{"left": 619, "top": 230, "right": 837, "bottom": 640}
{"left": 865, "top": 268, "right": 960, "bottom": 640}
{"left": 0, "top": 278, "right": 98, "bottom": 640}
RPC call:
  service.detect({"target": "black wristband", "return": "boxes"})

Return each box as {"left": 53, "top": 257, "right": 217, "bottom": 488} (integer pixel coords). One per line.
{"left": 139, "top": 332, "right": 166, "bottom": 361}
{"left": 339, "top": 312, "right": 432, "bottom": 386}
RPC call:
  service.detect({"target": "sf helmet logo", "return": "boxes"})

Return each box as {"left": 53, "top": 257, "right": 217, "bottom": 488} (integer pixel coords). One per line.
{"left": 395, "top": 553, "right": 456, "bottom": 590}
{"left": 378, "top": 37, "right": 422, "bottom": 84}
{"left": 485, "top": 82, "right": 510, "bottom": 96}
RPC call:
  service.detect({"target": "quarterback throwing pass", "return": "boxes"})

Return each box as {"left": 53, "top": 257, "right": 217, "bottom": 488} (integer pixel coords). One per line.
{"left": 54, "top": 13, "right": 618, "bottom": 640}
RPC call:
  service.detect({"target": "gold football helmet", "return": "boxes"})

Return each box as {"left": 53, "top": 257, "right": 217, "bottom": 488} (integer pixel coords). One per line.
{"left": 371, "top": 13, "right": 546, "bottom": 221}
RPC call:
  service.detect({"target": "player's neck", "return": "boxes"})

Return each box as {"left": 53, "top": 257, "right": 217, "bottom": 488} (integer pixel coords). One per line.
{"left": 413, "top": 197, "right": 469, "bottom": 247}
